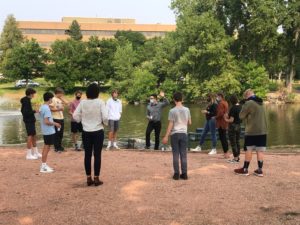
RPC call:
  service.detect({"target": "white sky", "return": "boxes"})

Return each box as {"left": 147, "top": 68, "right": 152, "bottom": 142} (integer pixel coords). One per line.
{"left": 0, "top": 0, "right": 176, "bottom": 31}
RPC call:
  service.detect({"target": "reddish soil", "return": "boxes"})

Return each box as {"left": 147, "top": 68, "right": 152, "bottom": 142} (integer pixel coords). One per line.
{"left": 0, "top": 148, "right": 299, "bottom": 225}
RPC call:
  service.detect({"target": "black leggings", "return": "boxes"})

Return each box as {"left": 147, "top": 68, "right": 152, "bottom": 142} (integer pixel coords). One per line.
{"left": 218, "top": 128, "right": 229, "bottom": 153}
{"left": 82, "top": 130, "right": 104, "bottom": 177}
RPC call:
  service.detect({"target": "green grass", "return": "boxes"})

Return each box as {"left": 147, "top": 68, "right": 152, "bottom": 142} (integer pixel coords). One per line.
{"left": 0, "top": 78, "right": 113, "bottom": 105}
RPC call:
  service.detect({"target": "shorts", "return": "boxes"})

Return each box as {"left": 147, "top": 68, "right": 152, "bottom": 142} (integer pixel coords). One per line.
{"left": 25, "top": 122, "right": 36, "bottom": 136}
{"left": 71, "top": 121, "right": 83, "bottom": 133}
{"left": 43, "top": 134, "right": 55, "bottom": 146}
{"left": 108, "top": 120, "right": 119, "bottom": 132}
{"left": 244, "top": 135, "right": 267, "bottom": 151}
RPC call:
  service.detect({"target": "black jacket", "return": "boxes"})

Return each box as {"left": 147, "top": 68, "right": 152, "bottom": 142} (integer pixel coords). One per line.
{"left": 20, "top": 96, "right": 36, "bottom": 123}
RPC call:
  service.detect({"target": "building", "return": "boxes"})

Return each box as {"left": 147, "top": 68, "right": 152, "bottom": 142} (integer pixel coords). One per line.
{"left": 17, "top": 17, "right": 176, "bottom": 48}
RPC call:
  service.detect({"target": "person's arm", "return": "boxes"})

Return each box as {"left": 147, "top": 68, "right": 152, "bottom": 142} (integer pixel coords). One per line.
{"left": 162, "top": 120, "right": 174, "bottom": 145}
{"left": 239, "top": 102, "right": 250, "bottom": 120}
{"left": 49, "top": 100, "right": 62, "bottom": 112}
{"left": 215, "top": 103, "right": 225, "bottom": 119}
{"left": 188, "top": 109, "right": 192, "bottom": 125}
{"left": 101, "top": 101, "right": 109, "bottom": 126}
{"left": 68, "top": 102, "right": 74, "bottom": 116}
{"left": 22, "top": 99, "right": 36, "bottom": 117}
{"left": 224, "top": 115, "right": 234, "bottom": 123}
{"left": 44, "top": 117, "right": 61, "bottom": 128}
{"left": 119, "top": 101, "right": 122, "bottom": 114}
{"left": 73, "top": 102, "right": 82, "bottom": 122}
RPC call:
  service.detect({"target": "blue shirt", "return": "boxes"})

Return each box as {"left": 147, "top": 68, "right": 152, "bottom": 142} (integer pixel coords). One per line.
{"left": 39, "top": 104, "right": 55, "bottom": 135}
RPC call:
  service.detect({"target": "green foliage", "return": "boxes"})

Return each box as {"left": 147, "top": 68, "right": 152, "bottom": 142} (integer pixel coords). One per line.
{"left": 112, "top": 42, "right": 137, "bottom": 81}
{"left": 83, "top": 37, "right": 117, "bottom": 84}
{"left": 45, "top": 39, "right": 85, "bottom": 92}
{"left": 66, "top": 20, "right": 83, "bottom": 41}
{"left": 1, "top": 39, "right": 47, "bottom": 82}
{"left": 115, "top": 30, "right": 146, "bottom": 50}
{"left": 202, "top": 72, "right": 242, "bottom": 97}
{"left": 0, "top": 14, "right": 23, "bottom": 57}
{"left": 238, "top": 62, "right": 270, "bottom": 97}
{"left": 125, "top": 69, "right": 157, "bottom": 103}
{"left": 159, "top": 78, "right": 179, "bottom": 100}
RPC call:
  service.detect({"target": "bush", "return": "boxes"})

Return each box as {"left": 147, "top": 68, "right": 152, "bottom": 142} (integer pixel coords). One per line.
{"left": 269, "top": 82, "right": 279, "bottom": 92}
{"left": 125, "top": 69, "right": 157, "bottom": 103}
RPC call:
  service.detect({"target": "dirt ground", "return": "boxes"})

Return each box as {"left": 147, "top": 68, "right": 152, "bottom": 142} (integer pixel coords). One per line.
{"left": 0, "top": 148, "right": 299, "bottom": 225}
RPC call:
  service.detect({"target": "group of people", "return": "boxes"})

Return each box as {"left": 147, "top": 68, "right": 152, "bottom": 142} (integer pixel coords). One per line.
{"left": 191, "top": 90, "right": 267, "bottom": 177}
{"left": 20, "top": 83, "right": 267, "bottom": 186}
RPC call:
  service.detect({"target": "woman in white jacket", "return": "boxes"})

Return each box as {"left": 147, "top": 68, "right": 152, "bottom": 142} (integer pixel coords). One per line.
{"left": 73, "top": 83, "right": 108, "bottom": 186}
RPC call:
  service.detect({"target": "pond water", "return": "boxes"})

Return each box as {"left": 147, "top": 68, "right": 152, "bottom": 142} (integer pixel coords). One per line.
{"left": 0, "top": 98, "right": 300, "bottom": 151}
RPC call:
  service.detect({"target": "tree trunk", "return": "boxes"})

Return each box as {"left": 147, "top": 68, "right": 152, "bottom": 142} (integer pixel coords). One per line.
{"left": 286, "top": 28, "right": 299, "bottom": 93}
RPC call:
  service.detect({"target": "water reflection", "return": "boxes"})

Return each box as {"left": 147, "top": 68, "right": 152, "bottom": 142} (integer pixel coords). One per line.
{"left": 0, "top": 100, "right": 300, "bottom": 148}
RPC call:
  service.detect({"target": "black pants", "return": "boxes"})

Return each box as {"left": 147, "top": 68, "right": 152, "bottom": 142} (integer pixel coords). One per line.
{"left": 218, "top": 128, "right": 229, "bottom": 153}
{"left": 228, "top": 124, "right": 241, "bottom": 158}
{"left": 82, "top": 130, "right": 104, "bottom": 177}
{"left": 146, "top": 121, "right": 161, "bottom": 150}
{"left": 54, "top": 119, "right": 64, "bottom": 151}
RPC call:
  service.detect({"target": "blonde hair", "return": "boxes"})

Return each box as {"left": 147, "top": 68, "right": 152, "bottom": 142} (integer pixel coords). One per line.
{"left": 244, "top": 89, "right": 254, "bottom": 99}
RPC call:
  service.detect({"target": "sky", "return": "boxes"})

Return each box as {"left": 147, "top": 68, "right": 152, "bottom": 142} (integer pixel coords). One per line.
{"left": 0, "top": 0, "right": 176, "bottom": 31}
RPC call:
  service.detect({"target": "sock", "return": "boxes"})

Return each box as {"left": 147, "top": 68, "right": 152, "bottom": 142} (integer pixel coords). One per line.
{"left": 243, "top": 161, "right": 250, "bottom": 171}
{"left": 258, "top": 160, "right": 264, "bottom": 171}
{"left": 33, "top": 147, "right": 38, "bottom": 151}
{"left": 113, "top": 142, "right": 117, "bottom": 146}
{"left": 108, "top": 141, "right": 111, "bottom": 146}
{"left": 27, "top": 149, "right": 32, "bottom": 154}
{"left": 42, "top": 163, "right": 47, "bottom": 167}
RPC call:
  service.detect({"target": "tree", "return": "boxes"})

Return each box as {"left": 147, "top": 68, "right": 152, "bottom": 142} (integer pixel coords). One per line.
{"left": 66, "top": 20, "right": 83, "bottom": 41}
{"left": 1, "top": 39, "right": 47, "bottom": 84}
{"left": 125, "top": 69, "right": 157, "bottom": 103}
{"left": 0, "top": 14, "right": 23, "bottom": 57}
{"left": 115, "top": 30, "right": 146, "bottom": 50}
{"left": 281, "top": 0, "right": 300, "bottom": 91}
{"left": 45, "top": 39, "right": 85, "bottom": 91}
{"left": 83, "top": 36, "right": 117, "bottom": 85}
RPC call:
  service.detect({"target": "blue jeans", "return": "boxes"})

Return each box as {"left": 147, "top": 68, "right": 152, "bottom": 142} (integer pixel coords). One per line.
{"left": 199, "top": 118, "right": 217, "bottom": 148}
{"left": 171, "top": 133, "right": 188, "bottom": 174}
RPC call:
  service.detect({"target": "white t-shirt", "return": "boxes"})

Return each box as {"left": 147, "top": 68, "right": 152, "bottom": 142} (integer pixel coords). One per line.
{"left": 106, "top": 98, "right": 122, "bottom": 121}
{"left": 73, "top": 99, "right": 108, "bottom": 132}
{"left": 168, "top": 106, "right": 191, "bottom": 135}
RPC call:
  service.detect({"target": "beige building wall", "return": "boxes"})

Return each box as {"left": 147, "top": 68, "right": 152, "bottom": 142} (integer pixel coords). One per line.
{"left": 17, "top": 18, "right": 176, "bottom": 48}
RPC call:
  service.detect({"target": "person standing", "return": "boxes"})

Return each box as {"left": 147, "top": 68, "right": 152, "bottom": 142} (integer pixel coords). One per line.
{"left": 162, "top": 92, "right": 191, "bottom": 180}
{"left": 50, "top": 87, "right": 67, "bottom": 152}
{"left": 192, "top": 94, "right": 218, "bottom": 154}
{"left": 39, "top": 92, "right": 61, "bottom": 173}
{"left": 106, "top": 90, "right": 122, "bottom": 150}
{"left": 234, "top": 89, "right": 267, "bottom": 177}
{"left": 215, "top": 93, "right": 229, "bottom": 157}
{"left": 20, "top": 88, "right": 41, "bottom": 160}
{"left": 69, "top": 90, "right": 83, "bottom": 151}
{"left": 224, "top": 95, "right": 242, "bottom": 163}
{"left": 73, "top": 83, "right": 108, "bottom": 186}
{"left": 145, "top": 91, "right": 169, "bottom": 150}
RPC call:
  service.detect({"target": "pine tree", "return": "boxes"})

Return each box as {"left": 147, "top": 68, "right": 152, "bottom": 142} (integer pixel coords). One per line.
{"left": 0, "top": 14, "right": 23, "bottom": 56}
{"left": 66, "top": 20, "right": 83, "bottom": 41}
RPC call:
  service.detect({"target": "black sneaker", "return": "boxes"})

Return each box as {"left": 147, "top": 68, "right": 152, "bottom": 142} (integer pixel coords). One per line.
{"left": 173, "top": 173, "right": 180, "bottom": 180}
{"left": 144, "top": 146, "right": 150, "bottom": 150}
{"left": 253, "top": 169, "right": 264, "bottom": 177}
{"left": 180, "top": 173, "right": 188, "bottom": 180}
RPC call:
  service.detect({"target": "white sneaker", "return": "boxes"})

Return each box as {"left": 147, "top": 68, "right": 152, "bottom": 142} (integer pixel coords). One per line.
{"left": 191, "top": 146, "right": 202, "bottom": 152}
{"left": 33, "top": 149, "right": 42, "bottom": 158}
{"left": 40, "top": 164, "right": 54, "bottom": 173}
{"left": 26, "top": 150, "right": 38, "bottom": 160}
{"left": 113, "top": 143, "right": 120, "bottom": 150}
{"left": 106, "top": 144, "right": 112, "bottom": 150}
{"left": 208, "top": 149, "right": 217, "bottom": 155}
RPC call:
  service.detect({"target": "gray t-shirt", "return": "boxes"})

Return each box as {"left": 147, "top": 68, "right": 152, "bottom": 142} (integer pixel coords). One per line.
{"left": 168, "top": 106, "right": 191, "bottom": 135}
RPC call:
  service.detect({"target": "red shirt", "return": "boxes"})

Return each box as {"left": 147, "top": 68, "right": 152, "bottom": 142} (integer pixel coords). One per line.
{"left": 216, "top": 100, "right": 229, "bottom": 129}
